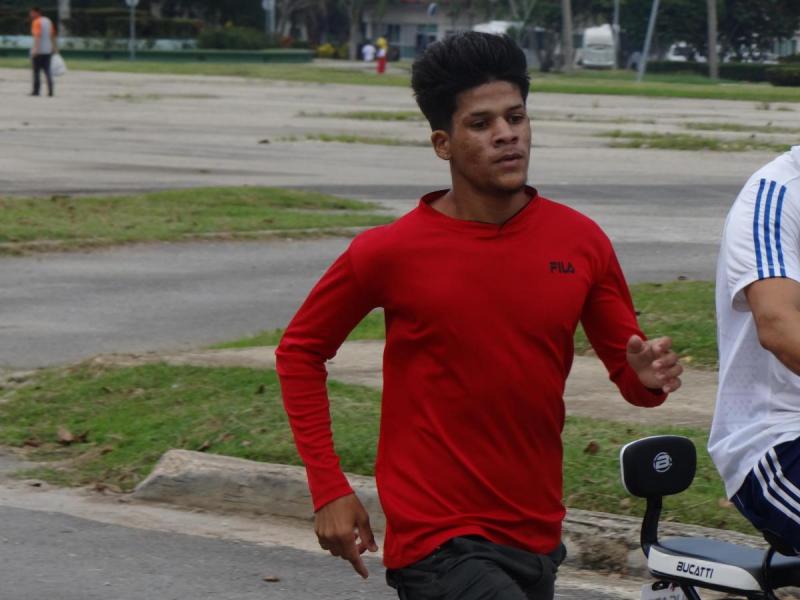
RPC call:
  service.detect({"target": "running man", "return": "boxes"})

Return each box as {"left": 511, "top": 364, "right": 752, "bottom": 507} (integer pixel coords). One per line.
{"left": 276, "top": 32, "right": 682, "bottom": 599}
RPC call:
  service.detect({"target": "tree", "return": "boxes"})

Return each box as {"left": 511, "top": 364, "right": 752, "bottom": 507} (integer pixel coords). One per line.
{"left": 718, "top": 0, "right": 800, "bottom": 59}
{"left": 57, "top": 0, "right": 71, "bottom": 35}
{"left": 505, "top": 0, "right": 539, "bottom": 27}
{"left": 617, "top": 0, "right": 800, "bottom": 61}
{"left": 560, "top": 0, "right": 573, "bottom": 71}
{"left": 707, "top": 0, "right": 718, "bottom": 79}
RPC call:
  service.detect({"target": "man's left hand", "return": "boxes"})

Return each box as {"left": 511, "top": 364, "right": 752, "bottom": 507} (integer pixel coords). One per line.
{"left": 626, "top": 335, "right": 683, "bottom": 394}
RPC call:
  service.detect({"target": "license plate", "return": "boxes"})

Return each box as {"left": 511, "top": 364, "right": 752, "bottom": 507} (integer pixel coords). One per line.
{"left": 640, "top": 582, "right": 688, "bottom": 600}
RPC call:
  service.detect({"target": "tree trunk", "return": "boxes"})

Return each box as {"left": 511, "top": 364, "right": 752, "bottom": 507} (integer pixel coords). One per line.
{"left": 57, "top": 0, "right": 70, "bottom": 36}
{"left": 560, "top": 0, "right": 573, "bottom": 73}
{"left": 706, "top": 0, "right": 719, "bottom": 81}
{"left": 349, "top": 9, "right": 360, "bottom": 60}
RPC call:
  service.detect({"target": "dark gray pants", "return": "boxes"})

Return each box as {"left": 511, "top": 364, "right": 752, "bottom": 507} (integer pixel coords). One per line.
{"left": 32, "top": 54, "right": 53, "bottom": 96}
{"left": 386, "top": 536, "right": 566, "bottom": 600}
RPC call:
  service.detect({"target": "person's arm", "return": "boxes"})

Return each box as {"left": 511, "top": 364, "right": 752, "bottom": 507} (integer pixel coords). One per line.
{"left": 581, "top": 241, "right": 681, "bottom": 405}
{"left": 745, "top": 278, "right": 800, "bottom": 375}
{"left": 51, "top": 22, "right": 57, "bottom": 54}
{"left": 276, "top": 246, "right": 380, "bottom": 577}
{"left": 724, "top": 175, "right": 800, "bottom": 373}
{"left": 31, "top": 19, "right": 40, "bottom": 57}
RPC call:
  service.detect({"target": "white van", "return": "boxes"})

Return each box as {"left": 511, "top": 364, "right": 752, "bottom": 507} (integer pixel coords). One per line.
{"left": 578, "top": 24, "right": 615, "bottom": 68}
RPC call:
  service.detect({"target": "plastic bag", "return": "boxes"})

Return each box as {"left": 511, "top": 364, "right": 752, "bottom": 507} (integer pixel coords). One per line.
{"left": 50, "top": 54, "right": 67, "bottom": 77}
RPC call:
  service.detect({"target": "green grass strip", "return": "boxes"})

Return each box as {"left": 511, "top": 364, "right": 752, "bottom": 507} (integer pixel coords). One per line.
{"left": 279, "top": 133, "right": 428, "bottom": 146}
{"left": 0, "top": 58, "right": 409, "bottom": 87}
{"left": 217, "top": 281, "right": 718, "bottom": 369}
{"left": 2, "top": 58, "right": 799, "bottom": 102}
{"left": 299, "top": 110, "right": 424, "bottom": 121}
{"left": 600, "top": 130, "right": 791, "bottom": 152}
{"left": 574, "top": 281, "right": 716, "bottom": 369}
{"left": 0, "top": 187, "right": 392, "bottom": 252}
{"left": 0, "top": 362, "right": 749, "bottom": 533}
{"left": 213, "top": 310, "right": 386, "bottom": 349}
{"left": 684, "top": 121, "right": 800, "bottom": 135}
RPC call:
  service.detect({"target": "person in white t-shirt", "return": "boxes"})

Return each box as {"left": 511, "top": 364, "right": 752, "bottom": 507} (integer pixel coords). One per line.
{"left": 711, "top": 145, "right": 800, "bottom": 552}
{"left": 361, "top": 41, "right": 376, "bottom": 62}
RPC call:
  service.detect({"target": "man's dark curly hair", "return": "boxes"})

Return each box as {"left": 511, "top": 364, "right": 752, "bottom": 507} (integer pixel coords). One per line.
{"left": 411, "top": 32, "right": 530, "bottom": 132}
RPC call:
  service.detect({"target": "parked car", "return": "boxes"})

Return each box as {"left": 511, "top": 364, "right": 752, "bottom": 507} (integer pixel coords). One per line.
{"left": 576, "top": 24, "right": 615, "bottom": 69}
{"left": 666, "top": 42, "right": 704, "bottom": 63}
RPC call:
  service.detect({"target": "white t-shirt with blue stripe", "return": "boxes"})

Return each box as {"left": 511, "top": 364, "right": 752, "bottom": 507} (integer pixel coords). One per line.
{"left": 710, "top": 146, "right": 800, "bottom": 498}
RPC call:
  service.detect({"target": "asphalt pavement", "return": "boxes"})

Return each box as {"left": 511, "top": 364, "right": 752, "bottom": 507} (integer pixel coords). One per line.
{"left": 1, "top": 67, "right": 795, "bottom": 597}
{"left": 3, "top": 67, "right": 788, "bottom": 369}
{"left": 0, "top": 467, "right": 643, "bottom": 600}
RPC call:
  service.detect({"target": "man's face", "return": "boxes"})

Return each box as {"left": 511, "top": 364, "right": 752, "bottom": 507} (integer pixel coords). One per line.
{"left": 30, "top": 10, "right": 39, "bottom": 20}
{"left": 433, "top": 80, "right": 531, "bottom": 195}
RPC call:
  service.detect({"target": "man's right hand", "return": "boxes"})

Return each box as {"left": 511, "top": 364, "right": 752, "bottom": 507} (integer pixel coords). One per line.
{"left": 314, "top": 493, "right": 379, "bottom": 578}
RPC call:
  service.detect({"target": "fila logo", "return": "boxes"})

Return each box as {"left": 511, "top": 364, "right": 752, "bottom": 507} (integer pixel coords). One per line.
{"left": 549, "top": 261, "right": 575, "bottom": 274}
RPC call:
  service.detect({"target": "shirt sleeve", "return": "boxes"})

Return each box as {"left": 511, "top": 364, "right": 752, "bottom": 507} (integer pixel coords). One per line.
{"left": 275, "top": 245, "right": 379, "bottom": 511}
{"left": 724, "top": 176, "right": 800, "bottom": 312}
{"left": 580, "top": 240, "right": 666, "bottom": 408}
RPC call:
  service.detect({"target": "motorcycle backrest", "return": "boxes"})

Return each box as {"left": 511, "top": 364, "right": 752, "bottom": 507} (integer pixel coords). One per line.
{"left": 620, "top": 435, "right": 696, "bottom": 498}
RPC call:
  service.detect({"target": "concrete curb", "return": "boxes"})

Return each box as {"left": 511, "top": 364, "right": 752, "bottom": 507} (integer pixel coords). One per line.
{"left": 134, "top": 450, "right": 766, "bottom": 578}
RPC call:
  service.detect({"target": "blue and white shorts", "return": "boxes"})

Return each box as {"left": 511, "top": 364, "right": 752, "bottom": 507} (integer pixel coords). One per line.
{"left": 733, "top": 436, "right": 800, "bottom": 554}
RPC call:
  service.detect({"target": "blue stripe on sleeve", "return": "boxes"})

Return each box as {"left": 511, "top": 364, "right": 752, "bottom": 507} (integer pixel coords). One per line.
{"left": 764, "top": 180, "right": 777, "bottom": 277}
{"left": 775, "top": 185, "right": 787, "bottom": 277}
{"left": 754, "top": 178, "right": 766, "bottom": 279}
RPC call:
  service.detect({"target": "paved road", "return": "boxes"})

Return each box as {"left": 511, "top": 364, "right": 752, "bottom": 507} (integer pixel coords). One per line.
{"left": 0, "top": 182, "right": 732, "bottom": 369}
{"left": 0, "top": 238, "right": 348, "bottom": 369}
{"left": 0, "top": 452, "right": 641, "bottom": 600}
{"left": 1, "top": 67, "right": 785, "bottom": 369}
{"left": 3, "top": 68, "right": 772, "bottom": 596}
{"left": 0, "top": 505, "right": 641, "bottom": 600}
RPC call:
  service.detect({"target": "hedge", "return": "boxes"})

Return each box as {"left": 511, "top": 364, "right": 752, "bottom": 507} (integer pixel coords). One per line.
{"left": 766, "top": 66, "right": 800, "bottom": 87}
{"left": 0, "top": 8, "right": 201, "bottom": 38}
{"left": 197, "top": 26, "right": 276, "bottom": 50}
{"left": 645, "top": 60, "right": 771, "bottom": 82}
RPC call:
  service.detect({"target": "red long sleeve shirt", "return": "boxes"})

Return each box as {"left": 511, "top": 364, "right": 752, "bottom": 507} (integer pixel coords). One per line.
{"left": 276, "top": 188, "right": 665, "bottom": 569}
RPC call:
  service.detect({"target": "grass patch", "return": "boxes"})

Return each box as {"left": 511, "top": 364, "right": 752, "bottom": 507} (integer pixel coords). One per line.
{"left": 0, "top": 361, "right": 749, "bottom": 533}
{"left": 563, "top": 417, "right": 750, "bottom": 533}
{"left": 574, "top": 281, "right": 716, "bottom": 369}
{"left": 298, "top": 110, "right": 424, "bottom": 122}
{"left": 600, "top": 130, "right": 790, "bottom": 152}
{"left": 212, "top": 310, "right": 386, "bottom": 349}
{"left": 280, "top": 133, "right": 428, "bottom": 147}
{"left": 2, "top": 58, "right": 800, "bottom": 102}
{"left": 684, "top": 121, "right": 800, "bottom": 135}
{"left": 107, "top": 92, "right": 219, "bottom": 102}
{"left": 531, "top": 70, "right": 800, "bottom": 103}
{"left": 0, "top": 364, "right": 377, "bottom": 490}
{"left": 0, "top": 57, "right": 409, "bottom": 88}
{"left": 0, "top": 187, "right": 392, "bottom": 252}
{"left": 107, "top": 93, "right": 163, "bottom": 102}
{"left": 217, "top": 281, "right": 718, "bottom": 369}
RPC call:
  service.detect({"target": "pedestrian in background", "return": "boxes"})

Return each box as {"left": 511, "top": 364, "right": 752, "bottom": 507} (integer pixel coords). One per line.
{"left": 376, "top": 36, "right": 388, "bottom": 74}
{"left": 361, "top": 40, "right": 376, "bottom": 62}
{"left": 30, "top": 6, "right": 57, "bottom": 97}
